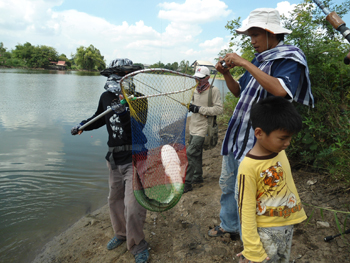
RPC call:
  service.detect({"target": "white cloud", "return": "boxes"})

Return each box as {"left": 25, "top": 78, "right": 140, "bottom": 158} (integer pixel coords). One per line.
{"left": 180, "top": 37, "right": 226, "bottom": 64}
{"left": 0, "top": 0, "right": 233, "bottom": 64}
{"left": 158, "top": 0, "right": 231, "bottom": 23}
{"left": 0, "top": 0, "right": 63, "bottom": 32}
{"left": 199, "top": 37, "right": 224, "bottom": 48}
{"left": 276, "top": 1, "right": 297, "bottom": 17}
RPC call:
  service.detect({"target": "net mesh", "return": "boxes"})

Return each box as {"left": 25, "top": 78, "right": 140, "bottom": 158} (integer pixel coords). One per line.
{"left": 120, "top": 69, "right": 197, "bottom": 212}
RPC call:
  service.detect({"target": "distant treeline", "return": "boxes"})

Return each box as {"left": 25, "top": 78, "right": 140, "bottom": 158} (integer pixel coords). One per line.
{"left": 0, "top": 42, "right": 105, "bottom": 71}
{"left": 0, "top": 42, "right": 194, "bottom": 74}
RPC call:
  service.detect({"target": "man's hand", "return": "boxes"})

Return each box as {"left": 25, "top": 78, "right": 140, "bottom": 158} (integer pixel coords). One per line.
{"left": 223, "top": 53, "right": 246, "bottom": 68}
{"left": 189, "top": 103, "right": 201, "bottom": 113}
{"left": 216, "top": 56, "right": 232, "bottom": 75}
{"left": 111, "top": 95, "right": 126, "bottom": 114}
{"left": 71, "top": 125, "right": 83, "bottom": 135}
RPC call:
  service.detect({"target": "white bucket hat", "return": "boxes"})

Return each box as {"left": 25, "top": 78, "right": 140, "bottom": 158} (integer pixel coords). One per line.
{"left": 236, "top": 8, "right": 292, "bottom": 35}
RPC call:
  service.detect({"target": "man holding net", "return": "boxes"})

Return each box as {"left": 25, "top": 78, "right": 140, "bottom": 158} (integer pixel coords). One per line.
{"left": 184, "top": 66, "right": 223, "bottom": 193}
{"left": 208, "top": 8, "right": 314, "bottom": 239}
{"left": 71, "top": 58, "right": 149, "bottom": 263}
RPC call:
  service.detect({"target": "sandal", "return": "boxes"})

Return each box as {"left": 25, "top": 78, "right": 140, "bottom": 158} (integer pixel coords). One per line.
{"left": 135, "top": 248, "right": 149, "bottom": 263}
{"left": 208, "top": 225, "right": 235, "bottom": 237}
{"left": 107, "top": 236, "right": 125, "bottom": 250}
{"left": 183, "top": 184, "right": 193, "bottom": 193}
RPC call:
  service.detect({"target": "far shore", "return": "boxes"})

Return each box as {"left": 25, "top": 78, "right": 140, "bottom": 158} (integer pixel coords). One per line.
{"left": 1, "top": 66, "right": 226, "bottom": 79}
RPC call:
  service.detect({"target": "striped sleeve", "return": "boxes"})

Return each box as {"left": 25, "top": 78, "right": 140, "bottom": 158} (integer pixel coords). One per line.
{"left": 237, "top": 170, "right": 268, "bottom": 262}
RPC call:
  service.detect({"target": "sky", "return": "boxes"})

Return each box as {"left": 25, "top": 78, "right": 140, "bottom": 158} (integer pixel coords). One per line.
{"left": 0, "top": 0, "right": 349, "bottom": 66}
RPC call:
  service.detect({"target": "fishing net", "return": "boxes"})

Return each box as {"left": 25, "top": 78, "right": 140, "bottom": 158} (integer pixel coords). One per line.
{"left": 120, "top": 69, "right": 198, "bottom": 212}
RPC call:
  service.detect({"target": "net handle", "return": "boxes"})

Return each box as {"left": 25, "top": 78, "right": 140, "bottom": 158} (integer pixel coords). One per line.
{"left": 79, "top": 108, "right": 112, "bottom": 130}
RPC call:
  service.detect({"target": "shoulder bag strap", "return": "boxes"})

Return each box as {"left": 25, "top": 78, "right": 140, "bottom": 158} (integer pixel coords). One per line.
{"left": 207, "top": 72, "right": 217, "bottom": 128}
{"left": 208, "top": 85, "right": 213, "bottom": 107}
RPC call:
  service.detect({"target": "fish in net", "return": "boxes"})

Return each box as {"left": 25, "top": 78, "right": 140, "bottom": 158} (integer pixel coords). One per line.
{"left": 120, "top": 68, "right": 198, "bottom": 212}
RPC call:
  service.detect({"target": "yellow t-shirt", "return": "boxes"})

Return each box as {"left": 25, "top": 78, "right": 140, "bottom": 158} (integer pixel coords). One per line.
{"left": 237, "top": 150, "right": 307, "bottom": 262}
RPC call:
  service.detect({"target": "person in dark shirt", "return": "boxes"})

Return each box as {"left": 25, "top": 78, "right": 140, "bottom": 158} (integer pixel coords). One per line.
{"left": 71, "top": 58, "right": 149, "bottom": 263}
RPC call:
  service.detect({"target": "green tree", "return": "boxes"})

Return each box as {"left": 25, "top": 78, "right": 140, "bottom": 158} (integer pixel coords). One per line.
{"left": 179, "top": 60, "right": 193, "bottom": 74}
{"left": 164, "top": 63, "right": 172, "bottom": 70}
{"left": 12, "top": 42, "right": 35, "bottom": 63}
{"left": 171, "top": 62, "right": 179, "bottom": 71}
{"left": 0, "top": 42, "right": 5, "bottom": 54}
{"left": 29, "top": 45, "right": 59, "bottom": 68}
{"left": 11, "top": 42, "right": 59, "bottom": 68}
{"left": 74, "top": 45, "right": 106, "bottom": 71}
{"left": 149, "top": 61, "right": 165, "bottom": 68}
{"left": 0, "top": 42, "right": 12, "bottom": 66}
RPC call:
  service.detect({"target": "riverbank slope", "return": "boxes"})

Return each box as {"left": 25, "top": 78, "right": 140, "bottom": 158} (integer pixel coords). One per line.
{"left": 33, "top": 121, "right": 350, "bottom": 263}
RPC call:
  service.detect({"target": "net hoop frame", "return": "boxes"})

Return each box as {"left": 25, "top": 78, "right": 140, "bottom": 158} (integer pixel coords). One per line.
{"left": 122, "top": 87, "right": 195, "bottom": 101}
{"left": 120, "top": 68, "right": 197, "bottom": 212}
{"left": 120, "top": 68, "right": 199, "bottom": 83}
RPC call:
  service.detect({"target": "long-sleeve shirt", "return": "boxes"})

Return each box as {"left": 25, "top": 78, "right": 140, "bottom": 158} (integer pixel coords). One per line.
{"left": 237, "top": 150, "right": 307, "bottom": 262}
{"left": 221, "top": 43, "right": 314, "bottom": 162}
{"left": 82, "top": 91, "right": 133, "bottom": 165}
{"left": 189, "top": 86, "right": 223, "bottom": 137}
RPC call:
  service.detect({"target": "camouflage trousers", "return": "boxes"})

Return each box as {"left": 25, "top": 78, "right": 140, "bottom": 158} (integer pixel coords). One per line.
{"left": 257, "top": 225, "right": 294, "bottom": 263}
{"left": 185, "top": 135, "right": 205, "bottom": 185}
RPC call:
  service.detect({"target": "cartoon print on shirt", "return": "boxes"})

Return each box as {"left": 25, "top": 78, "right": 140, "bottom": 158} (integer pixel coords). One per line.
{"left": 107, "top": 104, "right": 129, "bottom": 139}
{"left": 256, "top": 162, "right": 297, "bottom": 216}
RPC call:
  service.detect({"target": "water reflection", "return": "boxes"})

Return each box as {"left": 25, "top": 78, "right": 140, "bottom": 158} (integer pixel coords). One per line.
{"left": 0, "top": 69, "right": 109, "bottom": 263}
{"left": 74, "top": 71, "right": 101, "bottom": 76}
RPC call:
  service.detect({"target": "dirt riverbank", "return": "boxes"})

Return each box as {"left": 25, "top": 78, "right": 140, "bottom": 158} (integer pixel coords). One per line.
{"left": 33, "top": 120, "right": 350, "bottom": 263}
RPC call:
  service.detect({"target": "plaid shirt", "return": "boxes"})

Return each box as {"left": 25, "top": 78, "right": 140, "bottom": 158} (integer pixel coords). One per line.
{"left": 221, "top": 44, "right": 314, "bottom": 161}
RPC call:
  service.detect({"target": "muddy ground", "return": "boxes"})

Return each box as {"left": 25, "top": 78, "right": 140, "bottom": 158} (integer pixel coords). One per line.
{"left": 33, "top": 120, "right": 350, "bottom": 263}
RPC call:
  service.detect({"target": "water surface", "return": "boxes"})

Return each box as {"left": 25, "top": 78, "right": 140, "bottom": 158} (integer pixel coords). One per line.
{"left": 0, "top": 68, "right": 109, "bottom": 263}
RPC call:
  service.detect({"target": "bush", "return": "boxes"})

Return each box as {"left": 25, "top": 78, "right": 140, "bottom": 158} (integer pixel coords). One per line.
{"left": 282, "top": 0, "right": 350, "bottom": 183}
{"left": 217, "top": 92, "right": 239, "bottom": 125}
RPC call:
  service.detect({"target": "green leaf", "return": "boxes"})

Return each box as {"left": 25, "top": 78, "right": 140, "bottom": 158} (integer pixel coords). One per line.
{"left": 334, "top": 212, "right": 342, "bottom": 234}
{"left": 305, "top": 209, "right": 315, "bottom": 225}
{"left": 310, "top": 144, "right": 318, "bottom": 151}
{"left": 302, "top": 133, "right": 314, "bottom": 144}
{"left": 343, "top": 216, "right": 348, "bottom": 232}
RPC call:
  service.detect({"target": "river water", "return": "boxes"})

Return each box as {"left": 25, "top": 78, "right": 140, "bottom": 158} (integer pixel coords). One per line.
{"left": 0, "top": 68, "right": 229, "bottom": 263}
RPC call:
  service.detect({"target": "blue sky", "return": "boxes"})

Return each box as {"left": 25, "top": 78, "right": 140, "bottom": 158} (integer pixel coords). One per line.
{"left": 0, "top": 0, "right": 348, "bottom": 65}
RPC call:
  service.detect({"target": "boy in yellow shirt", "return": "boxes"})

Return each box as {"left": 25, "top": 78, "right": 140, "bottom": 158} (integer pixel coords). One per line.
{"left": 236, "top": 96, "right": 307, "bottom": 263}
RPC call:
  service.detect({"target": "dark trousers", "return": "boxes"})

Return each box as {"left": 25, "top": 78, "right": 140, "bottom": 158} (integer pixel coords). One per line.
{"left": 185, "top": 135, "right": 205, "bottom": 185}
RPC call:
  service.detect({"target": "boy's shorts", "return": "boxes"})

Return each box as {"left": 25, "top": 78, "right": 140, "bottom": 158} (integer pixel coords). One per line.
{"left": 257, "top": 225, "right": 294, "bottom": 263}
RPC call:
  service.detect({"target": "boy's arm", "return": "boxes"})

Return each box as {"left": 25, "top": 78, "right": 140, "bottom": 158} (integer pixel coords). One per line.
{"left": 237, "top": 171, "right": 268, "bottom": 262}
